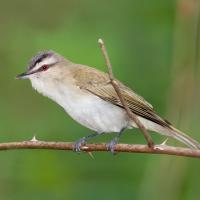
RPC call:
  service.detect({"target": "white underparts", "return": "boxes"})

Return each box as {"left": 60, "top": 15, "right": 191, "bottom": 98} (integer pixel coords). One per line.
{"left": 30, "top": 77, "right": 130, "bottom": 133}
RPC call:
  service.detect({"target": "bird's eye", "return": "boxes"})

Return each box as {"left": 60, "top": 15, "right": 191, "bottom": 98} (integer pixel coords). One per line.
{"left": 42, "top": 65, "right": 49, "bottom": 71}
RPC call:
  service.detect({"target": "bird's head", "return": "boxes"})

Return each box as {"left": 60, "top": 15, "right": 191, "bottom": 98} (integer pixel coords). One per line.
{"left": 16, "top": 50, "right": 68, "bottom": 81}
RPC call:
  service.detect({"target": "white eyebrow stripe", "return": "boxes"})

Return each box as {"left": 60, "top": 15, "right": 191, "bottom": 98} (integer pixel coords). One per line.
{"left": 30, "top": 57, "right": 57, "bottom": 72}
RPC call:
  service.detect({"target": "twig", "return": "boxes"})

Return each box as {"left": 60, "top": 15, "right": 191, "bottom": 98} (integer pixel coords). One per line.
{"left": 98, "top": 38, "right": 154, "bottom": 148}
{"left": 0, "top": 140, "right": 199, "bottom": 158}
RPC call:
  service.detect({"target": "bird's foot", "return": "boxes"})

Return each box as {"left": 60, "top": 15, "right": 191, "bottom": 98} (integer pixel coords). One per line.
{"left": 73, "top": 133, "right": 100, "bottom": 153}
{"left": 74, "top": 137, "right": 86, "bottom": 153}
{"left": 107, "top": 138, "right": 118, "bottom": 155}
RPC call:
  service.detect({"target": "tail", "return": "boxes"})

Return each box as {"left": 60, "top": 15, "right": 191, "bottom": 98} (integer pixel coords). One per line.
{"left": 168, "top": 126, "right": 200, "bottom": 149}
{"left": 132, "top": 117, "right": 200, "bottom": 149}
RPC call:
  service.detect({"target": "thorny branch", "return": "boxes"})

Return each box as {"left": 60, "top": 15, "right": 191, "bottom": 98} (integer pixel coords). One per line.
{"left": 0, "top": 39, "right": 199, "bottom": 158}
{"left": 0, "top": 139, "right": 199, "bottom": 158}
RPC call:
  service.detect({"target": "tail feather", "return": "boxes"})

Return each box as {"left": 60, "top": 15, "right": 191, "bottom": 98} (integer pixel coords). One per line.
{"left": 132, "top": 117, "right": 200, "bottom": 149}
{"left": 169, "top": 126, "right": 200, "bottom": 149}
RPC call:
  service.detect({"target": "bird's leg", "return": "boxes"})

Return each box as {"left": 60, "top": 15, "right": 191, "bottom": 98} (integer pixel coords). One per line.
{"left": 74, "top": 132, "right": 100, "bottom": 152}
{"left": 107, "top": 128, "right": 126, "bottom": 154}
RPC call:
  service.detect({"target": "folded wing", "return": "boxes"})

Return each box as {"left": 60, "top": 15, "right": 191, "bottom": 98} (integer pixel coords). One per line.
{"left": 73, "top": 65, "right": 170, "bottom": 128}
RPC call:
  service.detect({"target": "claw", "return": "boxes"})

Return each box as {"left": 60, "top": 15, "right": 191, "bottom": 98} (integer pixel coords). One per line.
{"left": 74, "top": 137, "right": 86, "bottom": 153}
{"left": 73, "top": 133, "right": 100, "bottom": 153}
{"left": 106, "top": 138, "right": 118, "bottom": 154}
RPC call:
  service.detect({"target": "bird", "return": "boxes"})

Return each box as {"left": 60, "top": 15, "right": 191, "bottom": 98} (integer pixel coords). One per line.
{"left": 16, "top": 50, "right": 200, "bottom": 153}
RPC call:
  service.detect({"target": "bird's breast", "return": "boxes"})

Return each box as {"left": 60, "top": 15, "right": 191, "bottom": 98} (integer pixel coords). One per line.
{"left": 30, "top": 78, "right": 130, "bottom": 133}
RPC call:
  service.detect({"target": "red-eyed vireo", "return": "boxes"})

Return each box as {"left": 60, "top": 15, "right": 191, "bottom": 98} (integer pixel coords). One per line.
{"left": 16, "top": 50, "right": 200, "bottom": 153}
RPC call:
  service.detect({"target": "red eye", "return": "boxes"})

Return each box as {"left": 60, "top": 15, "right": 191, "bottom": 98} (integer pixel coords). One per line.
{"left": 42, "top": 65, "right": 49, "bottom": 71}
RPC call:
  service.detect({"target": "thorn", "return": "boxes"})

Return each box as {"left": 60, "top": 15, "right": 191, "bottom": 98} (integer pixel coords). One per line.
{"left": 153, "top": 139, "right": 168, "bottom": 150}
{"left": 98, "top": 38, "right": 104, "bottom": 45}
{"left": 81, "top": 146, "right": 94, "bottom": 159}
{"left": 30, "top": 135, "right": 38, "bottom": 142}
{"left": 87, "top": 152, "right": 95, "bottom": 159}
{"left": 161, "top": 138, "right": 168, "bottom": 146}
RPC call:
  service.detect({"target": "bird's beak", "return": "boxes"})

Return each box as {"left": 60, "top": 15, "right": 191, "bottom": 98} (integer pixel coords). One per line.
{"left": 16, "top": 71, "right": 30, "bottom": 79}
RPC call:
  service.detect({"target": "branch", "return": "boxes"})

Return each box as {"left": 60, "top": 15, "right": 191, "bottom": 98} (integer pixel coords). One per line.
{"left": 2, "top": 39, "right": 198, "bottom": 158}
{"left": 98, "top": 38, "right": 154, "bottom": 148}
{"left": 0, "top": 140, "right": 200, "bottom": 158}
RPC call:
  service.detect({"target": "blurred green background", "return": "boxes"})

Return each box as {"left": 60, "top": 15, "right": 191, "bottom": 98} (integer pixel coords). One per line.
{"left": 0, "top": 0, "right": 200, "bottom": 199}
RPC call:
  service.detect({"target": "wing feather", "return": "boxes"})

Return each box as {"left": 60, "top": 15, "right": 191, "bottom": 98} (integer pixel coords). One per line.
{"left": 73, "top": 65, "right": 170, "bottom": 127}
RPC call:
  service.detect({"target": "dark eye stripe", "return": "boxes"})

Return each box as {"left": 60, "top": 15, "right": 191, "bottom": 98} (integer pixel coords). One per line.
{"left": 26, "top": 62, "right": 56, "bottom": 76}
{"left": 28, "top": 51, "right": 54, "bottom": 70}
